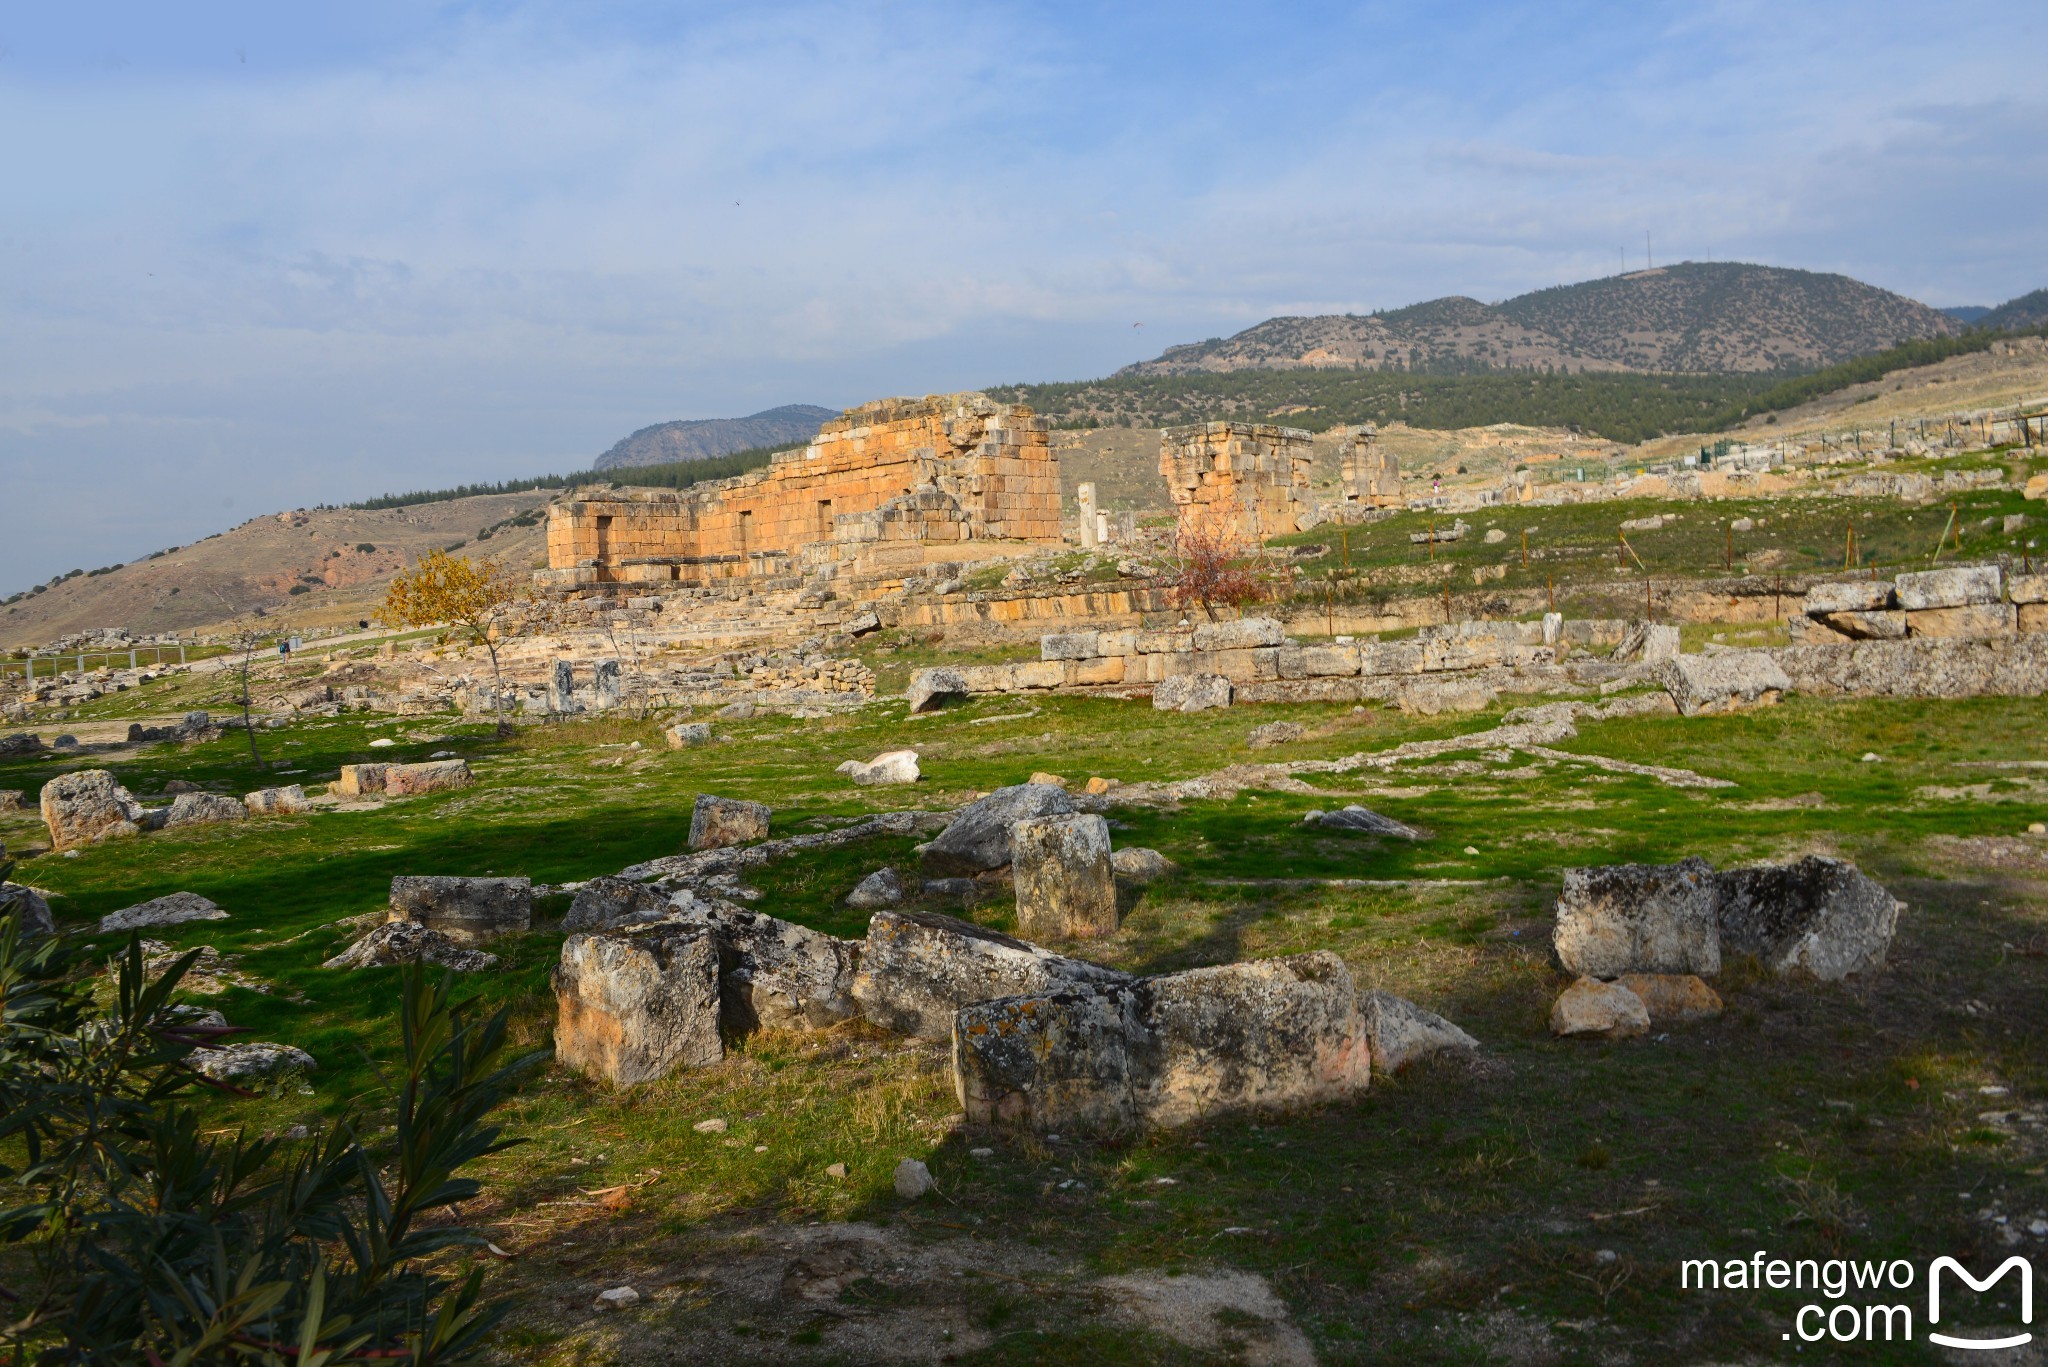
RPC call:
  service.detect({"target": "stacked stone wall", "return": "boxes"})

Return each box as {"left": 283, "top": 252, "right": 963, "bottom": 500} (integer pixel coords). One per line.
{"left": 1160, "top": 422, "right": 1313, "bottom": 542}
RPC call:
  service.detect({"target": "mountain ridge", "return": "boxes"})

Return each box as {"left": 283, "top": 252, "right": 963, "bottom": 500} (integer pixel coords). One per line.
{"left": 593, "top": 404, "right": 835, "bottom": 471}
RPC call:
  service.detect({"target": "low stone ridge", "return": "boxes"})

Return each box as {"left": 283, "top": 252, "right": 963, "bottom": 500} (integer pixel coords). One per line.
{"left": 1359, "top": 990, "right": 1480, "bottom": 1072}
{"left": 1658, "top": 650, "right": 1793, "bottom": 716}
{"left": 619, "top": 809, "right": 954, "bottom": 881}
{"left": 126, "top": 712, "right": 215, "bottom": 745}
{"left": 1713, "top": 855, "right": 1900, "bottom": 981}
{"left": 0, "top": 883, "right": 55, "bottom": 936}
{"left": 1553, "top": 858, "right": 1722, "bottom": 978}
{"left": 161, "top": 792, "right": 247, "bottom": 828}
{"left": 846, "top": 866, "right": 913, "bottom": 909}
{"left": 1614, "top": 973, "right": 1722, "bottom": 1024}
{"left": 953, "top": 951, "right": 1372, "bottom": 1133}
{"left": 322, "top": 920, "right": 500, "bottom": 972}
{"left": 244, "top": 785, "right": 312, "bottom": 816}
{"left": 1012, "top": 813, "right": 1117, "bottom": 941}
{"left": 1305, "top": 805, "right": 1424, "bottom": 840}
{"left": 389, "top": 875, "right": 532, "bottom": 944}
{"left": 191, "top": 1042, "right": 318, "bottom": 1084}
{"left": 669, "top": 900, "right": 863, "bottom": 1033}
{"left": 555, "top": 925, "right": 723, "bottom": 1086}
{"left": 1550, "top": 977, "right": 1650, "bottom": 1038}
{"left": 919, "top": 784, "right": 1075, "bottom": 877}
{"left": 100, "top": 891, "right": 229, "bottom": 934}
{"left": 907, "top": 668, "right": 970, "bottom": 714}
{"left": 850, "top": 908, "right": 1130, "bottom": 1040}
{"left": 40, "top": 770, "right": 146, "bottom": 850}
{"left": 838, "top": 750, "right": 921, "bottom": 786}
{"left": 563, "top": 876, "right": 679, "bottom": 932}
{"left": 1153, "top": 674, "right": 1232, "bottom": 713}
{"left": 1110, "top": 847, "right": 1177, "bottom": 883}
{"left": 690, "top": 794, "right": 772, "bottom": 851}
{"left": 1775, "top": 636, "right": 2048, "bottom": 700}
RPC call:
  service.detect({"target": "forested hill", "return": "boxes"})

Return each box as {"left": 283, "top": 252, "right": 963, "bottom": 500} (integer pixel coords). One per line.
{"left": 594, "top": 404, "right": 835, "bottom": 471}
{"left": 1122, "top": 263, "right": 1959, "bottom": 377}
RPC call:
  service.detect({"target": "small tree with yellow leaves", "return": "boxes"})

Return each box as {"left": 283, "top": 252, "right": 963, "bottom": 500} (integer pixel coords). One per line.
{"left": 378, "top": 551, "right": 529, "bottom": 737}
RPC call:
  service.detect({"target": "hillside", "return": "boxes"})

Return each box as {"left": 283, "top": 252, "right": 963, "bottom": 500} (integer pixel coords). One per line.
{"left": 0, "top": 492, "right": 551, "bottom": 650}
{"left": 1979, "top": 287, "right": 2048, "bottom": 333}
{"left": 1121, "top": 263, "right": 1959, "bottom": 377}
{"left": 594, "top": 404, "right": 835, "bottom": 471}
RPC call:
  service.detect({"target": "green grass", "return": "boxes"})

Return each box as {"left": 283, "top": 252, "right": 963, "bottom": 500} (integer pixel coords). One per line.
{"left": 4, "top": 680, "right": 2046, "bottom": 1363}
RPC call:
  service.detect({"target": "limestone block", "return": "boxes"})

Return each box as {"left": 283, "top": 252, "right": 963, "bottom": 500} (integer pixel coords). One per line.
{"left": 1804, "top": 581, "right": 1895, "bottom": 614}
{"left": 1395, "top": 678, "right": 1497, "bottom": 716}
{"left": 1191, "top": 617, "right": 1286, "bottom": 650}
{"left": 665, "top": 722, "right": 712, "bottom": 748}
{"left": 1111, "top": 847, "right": 1177, "bottom": 882}
{"left": 669, "top": 901, "right": 863, "bottom": 1032}
{"left": 390, "top": 875, "right": 532, "bottom": 944}
{"left": 1358, "top": 640, "right": 1426, "bottom": 676}
{"left": 1905, "top": 603, "right": 2018, "bottom": 639}
{"left": 1096, "top": 629, "right": 1137, "bottom": 656}
{"left": 690, "top": 794, "right": 771, "bottom": 850}
{"left": 100, "top": 891, "right": 228, "bottom": 934}
{"left": 2023, "top": 605, "right": 2048, "bottom": 634}
{"left": 1713, "top": 856, "right": 1899, "bottom": 981}
{"left": 1657, "top": 650, "right": 1792, "bottom": 716}
{"left": 1133, "top": 630, "right": 1194, "bottom": 654}
{"left": 1063, "top": 656, "right": 1126, "bottom": 686}
{"left": 554, "top": 926, "right": 722, "bottom": 1085}
{"left": 1012, "top": 813, "right": 1117, "bottom": 940}
{"left": 1549, "top": 977, "right": 1650, "bottom": 1039}
{"left": 1153, "top": 674, "right": 1233, "bottom": 712}
{"left": 1553, "top": 857, "right": 1722, "bottom": 977}
{"left": 954, "top": 982, "right": 1145, "bottom": 1132}
{"left": 2012, "top": 575, "right": 2048, "bottom": 605}
{"left": 1009, "top": 661, "right": 1066, "bottom": 689}
{"left": 921, "top": 784, "right": 1074, "bottom": 876}
{"left": 162, "top": 793, "right": 247, "bottom": 829}
{"left": 1299, "top": 645, "right": 1362, "bottom": 677}
{"left": 1819, "top": 609, "right": 1907, "bottom": 640}
{"left": 40, "top": 770, "right": 145, "bottom": 850}
{"left": 383, "top": 760, "right": 473, "bottom": 796}
{"left": 562, "top": 876, "right": 677, "bottom": 932}
{"left": 1185, "top": 648, "right": 1262, "bottom": 682}
{"left": 851, "top": 909, "right": 1129, "bottom": 1039}
{"left": 907, "top": 667, "right": 969, "bottom": 713}
{"left": 244, "top": 785, "right": 312, "bottom": 816}
{"left": 1894, "top": 565, "right": 2001, "bottom": 610}
{"left": 1135, "top": 953, "right": 1370, "bottom": 1129}
{"left": 1613, "top": 973, "right": 1722, "bottom": 1025}
{"left": 1040, "top": 631, "right": 1101, "bottom": 661}
{"left": 837, "top": 750, "right": 921, "bottom": 785}
{"left": 335, "top": 763, "right": 388, "bottom": 797}
{"left": 0, "top": 883, "right": 54, "bottom": 936}
{"left": 323, "top": 921, "right": 500, "bottom": 972}
{"left": 1359, "top": 990, "right": 1480, "bottom": 1072}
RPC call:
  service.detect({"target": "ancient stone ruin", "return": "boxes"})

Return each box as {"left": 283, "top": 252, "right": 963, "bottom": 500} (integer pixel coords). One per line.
{"left": 1159, "top": 421, "right": 1313, "bottom": 541}
{"left": 541, "top": 393, "right": 1061, "bottom": 593}
{"left": 1336, "top": 422, "right": 1400, "bottom": 510}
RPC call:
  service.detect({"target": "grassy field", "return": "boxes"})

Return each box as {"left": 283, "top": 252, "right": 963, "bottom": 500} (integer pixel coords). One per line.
{"left": 5, "top": 647, "right": 2048, "bottom": 1363}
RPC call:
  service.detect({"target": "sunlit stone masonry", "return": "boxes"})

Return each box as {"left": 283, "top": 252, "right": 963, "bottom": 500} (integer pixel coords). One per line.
{"left": 1159, "top": 420, "right": 1315, "bottom": 541}
{"left": 540, "top": 392, "right": 1063, "bottom": 592}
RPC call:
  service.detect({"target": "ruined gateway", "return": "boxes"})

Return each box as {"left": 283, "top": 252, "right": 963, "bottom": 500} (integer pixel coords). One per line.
{"left": 542, "top": 393, "right": 1062, "bottom": 593}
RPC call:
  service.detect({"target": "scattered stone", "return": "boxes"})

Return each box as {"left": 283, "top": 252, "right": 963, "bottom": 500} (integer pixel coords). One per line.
{"left": 716, "top": 700, "right": 757, "bottom": 720}
{"left": 191, "top": 1042, "right": 317, "bottom": 1084}
{"left": 692, "top": 1118, "right": 729, "bottom": 1134}
{"left": 1027, "top": 771, "right": 1068, "bottom": 788}
{"left": 1614, "top": 973, "right": 1722, "bottom": 1024}
{"left": 382, "top": 759, "right": 473, "bottom": 796}
{"left": 593, "top": 1287, "right": 640, "bottom": 1311}
{"left": 1484, "top": 527, "right": 1508, "bottom": 543}
{"left": 389, "top": 875, "right": 532, "bottom": 944}
{"left": 669, "top": 901, "right": 863, "bottom": 1033}
{"left": 1730, "top": 517, "right": 1754, "bottom": 533}
{"left": 846, "top": 866, "right": 913, "bottom": 909}
{"left": 1110, "top": 847, "right": 1177, "bottom": 883}
{"left": 1305, "top": 805, "right": 1423, "bottom": 840}
{"left": 333, "top": 764, "right": 388, "bottom": 797}
{"left": 1359, "top": 990, "right": 1480, "bottom": 1072}
{"left": 837, "top": 750, "right": 921, "bottom": 785}
{"left": 689, "top": 794, "right": 772, "bottom": 851}
{"left": 0, "top": 733, "right": 43, "bottom": 757}
{"left": 850, "top": 909, "right": 1129, "bottom": 1040}
{"left": 162, "top": 792, "right": 248, "bottom": 828}
{"left": 40, "top": 770, "right": 146, "bottom": 850}
{"left": 665, "top": 722, "right": 712, "bottom": 748}
{"left": 1083, "top": 776, "right": 1118, "bottom": 796}
{"left": 1012, "top": 813, "right": 1117, "bottom": 940}
{"left": 243, "top": 785, "right": 312, "bottom": 816}
{"left": 0, "top": 789, "right": 23, "bottom": 812}
{"left": 825, "top": 1161, "right": 848, "bottom": 1178}
{"left": 906, "top": 667, "right": 970, "bottom": 714}
{"left": 563, "top": 876, "right": 677, "bottom": 932}
{"left": 554, "top": 924, "right": 723, "bottom": 1085}
{"left": 0, "top": 882, "right": 54, "bottom": 936}
{"left": 893, "top": 1158, "right": 934, "bottom": 1199}
{"left": 1153, "top": 673, "right": 1233, "bottom": 713}
{"left": 846, "top": 609, "right": 882, "bottom": 636}
{"left": 321, "top": 921, "right": 500, "bottom": 972}
{"left": 1658, "top": 650, "right": 1792, "bottom": 716}
{"left": 100, "top": 891, "right": 229, "bottom": 934}
{"left": 919, "top": 783, "right": 1074, "bottom": 877}
{"left": 1395, "top": 677, "right": 1498, "bottom": 716}
{"left": 1549, "top": 977, "right": 1650, "bottom": 1039}
{"left": 51, "top": 735, "right": 81, "bottom": 751}
{"left": 1553, "top": 858, "right": 1721, "bottom": 977}
{"left": 1246, "top": 721, "right": 1305, "bottom": 748}
{"left": 1713, "top": 856, "right": 1900, "bottom": 981}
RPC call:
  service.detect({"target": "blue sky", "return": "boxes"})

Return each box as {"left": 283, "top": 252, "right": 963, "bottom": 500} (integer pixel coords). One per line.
{"left": 2, "top": 0, "right": 2044, "bottom": 594}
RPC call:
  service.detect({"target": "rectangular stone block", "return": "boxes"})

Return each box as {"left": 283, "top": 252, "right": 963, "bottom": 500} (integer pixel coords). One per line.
{"left": 1905, "top": 603, "right": 2018, "bottom": 639}
{"left": 2020, "top": 604, "right": 2048, "bottom": 634}
{"left": 554, "top": 926, "right": 722, "bottom": 1086}
{"left": 335, "top": 763, "right": 387, "bottom": 797}
{"left": 1818, "top": 609, "right": 1907, "bottom": 640}
{"left": 391, "top": 875, "right": 532, "bottom": 944}
{"left": 2010, "top": 574, "right": 2048, "bottom": 605}
{"left": 1096, "top": 630, "right": 1137, "bottom": 657}
{"left": 1895, "top": 565, "right": 2001, "bottom": 610}
{"left": 1358, "top": 640, "right": 1425, "bottom": 676}
{"left": 1299, "top": 645, "right": 1362, "bottom": 677}
{"left": 1191, "top": 617, "right": 1286, "bottom": 650}
{"left": 954, "top": 983, "right": 1143, "bottom": 1132}
{"left": 1062, "top": 656, "right": 1126, "bottom": 686}
{"left": 1804, "top": 581, "right": 1894, "bottom": 615}
{"left": 1012, "top": 813, "right": 1117, "bottom": 940}
{"left": 1134, "top": 630, "right": 1194, "bottom": 654}
{"left": 1040, "top": 631, "right": 1101, "bottom": 661}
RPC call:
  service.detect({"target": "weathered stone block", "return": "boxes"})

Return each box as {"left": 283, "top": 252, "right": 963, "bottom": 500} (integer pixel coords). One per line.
{"left": 1553, "top": 858, "right": 1722, "bottom": 977}
{"left": 244, "top": 785, "right": 312, "bottom": 816}
{"left": 1359, "top": 990, "right": 1479, "bottom": 1073}
{"left": 690, "top": 794, "right": 771, "bottom": 850}
{"left": 2023, "top": 604, "right": 2048, "bottom": 634}
{"left": 1111, "top": 847, "right": 1177, "bottom": 882}
{"left": 1658, "top": 650, "right": 1793, "bottom": 716}
{"left": 907, "top": 667, "right": 970, "bottom": 713}
{"left": 1905, "top": 603, "right": 2018, "bottom": 639}
{"left": 920, "top": 784, "right": 1074, "bottom": 876}
{"left": 1133, "top": 630, "right": 1194, "bottom": 654}
{"left": 850, "top": 909, "right": 1129, "bottom": 1039}
{"left": 665, "top": 722, "right": 712, "bottom": 748}
{"left": 1096, "top": 630, "right": 1137, "bottom": 656}
{"left": 1713, "top": 856, "right": 1899, "bottom": 981}
{"left": 40, "top": 770, "right": 145, "bottom": 850}
{"left": 100, "top": 891, "right": 228, "bottom": 934}
{"left": 1191, "top": 617, "right": 1285, "bottom": 651}
{"left": 671, "top": 901, "right": 863, "bottom": 1032}
{"left": 563, "top": 876, "right": 676, "bottom": 932}
{"left": 323, "top": 921, "right": 500, "bottom": 972}
{"left": 1396, "top": 678, "right": 1497, "bottom": 716}
{"left": 1613, "top": 973, "right": 1722, "bottom": 1024}
{"left": 162, "top": 793, "right": 246, "bottom": 828}
{"left": 1895, "top": 565, "right": 2000, "bottom": 610}
{"left": 0, "top": 883, "right": 54, "bottom": 936}
{"left": 554, "top": 926, "right": 722, "bottom": 1085}
{"left": 1804, "top": 581, "right": 1895, "bottom": 614}
{"left": 383, "top": 760, "right": 473, "bottom": 796}
{"left": 954, "top": 981, "right": 1144, "bottom": 1132}
{"left": 1040, "top": 631, "right": 1101, "bottom": 661}
{"left": 1012, "top": 813, "right": 1117, "bottom": 941}
{"left": 838, "top": 750, "right": 921, "bottom": 785}
{"left": 390, "top": 875, "right": 532, "bottom": 944}
{"left": 2011, "top": 574, "right": 2048, "bottom": 606}
{"left": 1153, "top": 673, "right": 1232, "bottom": 712}
{"left": 1550, "top": 977, "right": 1650, "bottom": 1038}
{"left": 1821, "top": 609, "right": 1907, "bottom": 640}
{"left": 334, "top": 763, "right": 387, "bottom": 797}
